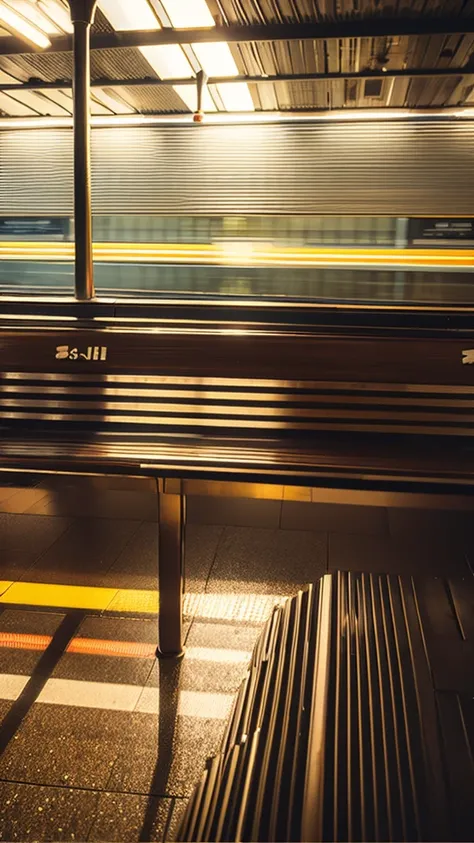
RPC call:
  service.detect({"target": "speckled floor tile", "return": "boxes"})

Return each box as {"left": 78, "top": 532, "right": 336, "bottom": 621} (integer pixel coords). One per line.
{"left": 208, "top": 526, "right": 327, "bottom": 595}
{"left": 144, "top": 620, "right": 255, "bottom": 696}
{"left": 106, "top": 523, "right": 223, "bottom": 593}
{"left": 0, "top": 781, "right": 99, "bottom": 842}
{"left": 188, "top": 618, "right": 256, "bottom": 691}
{"left": 0, "top": 704, "right": 130, "bottom": 790}
{"left": 87, "top": 791, "right": 172, "bottom": 841}
{"left": 0, "top": 514, "right": 72, "bottom": 579}
{"left": 329, "top": 531, "right": 469, "bottom": 576}
{"left": 388, "top": 507, "right": 474, "bottom": 543}
{"left": 26, "top": 487, "right": 157, "bottom": 522}
{"left": 0, "top": 610, "right": 65, "bottom": 675}
{"left": 51, "top": 616, "right": 157, "bottom": 686}
{"left": 187, "top": 496, "right": 281, "bottom": 528}
{"left": 166, "top": 797, "right": 188, "bottom": 842}
{"left": 105, "top": 710, "right": 227, "bottom": 798}
{"left": 0, "top": 552, "right": 39, "bottom": 582}
{"left": 0, "top": 488, "right": 50, "bottom": 515}
{"left": 281, "top": 501, "right": 388, "bottom": 534}
{"left": 26, "top": 519, "right": 142, "bottom": 586}
{"left": 0, "top": 486, "right": 18, "bottom": 505}
{"left": 0, "top": 698, "right": 13, "bottom": 722}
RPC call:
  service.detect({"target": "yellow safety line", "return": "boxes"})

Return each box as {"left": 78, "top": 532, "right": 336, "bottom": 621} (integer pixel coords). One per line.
{"left": 0, "top": 581, "right": 159, "bottom": 613}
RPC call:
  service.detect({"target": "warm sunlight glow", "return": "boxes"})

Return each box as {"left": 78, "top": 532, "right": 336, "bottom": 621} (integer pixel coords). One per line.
{"left": 173, "top": 83, "right": 217, "bottom": 112}
{"left": 192, "top": 42, "right": 239, "bottom": 77}
{"left": 218, "top": 82, "right": 255, "bottom": 112}
{"left": 160, "top": 0, "right": 215, "bottom": 28}
{"left": 0, "top": 1, "right": 51, "bottom": 47}
{"left": 38, "top": 0, "right": 73, "bottom": 34}
{"left": 6, "top": 0, "right": 60, "bottom": 33}
{"left": 140, "top": 44, "right": 194, "bottom": 79}
{"left": 98, "top": 0, "right": 160, "bottom": 31}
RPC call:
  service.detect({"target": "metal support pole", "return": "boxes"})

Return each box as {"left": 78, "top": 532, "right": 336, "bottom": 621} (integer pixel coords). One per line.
{"left": 156, "top": 481, "right": 185, "bottom": 659}
{"left": 68, "top": 1, "right": 97, "bottom": 301}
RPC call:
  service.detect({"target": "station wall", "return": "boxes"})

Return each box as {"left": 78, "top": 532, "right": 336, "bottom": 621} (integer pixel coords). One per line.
{"left": 0, "top": 119, "right": 473, "bottom": 217}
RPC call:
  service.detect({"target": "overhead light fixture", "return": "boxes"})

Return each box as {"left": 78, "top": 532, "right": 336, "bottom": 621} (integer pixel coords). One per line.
{"left": 89, "top": 97, "right": 112, "bottom": 115}
{"left": 160, "top": 0, "right": 214, "bottom": 28}
{"left": 91, "top": 88, "right": 135, "bottom": 115}
{"left": 0, "top": 107, "right": 473, "bottom": 130}
{"left": 0, "top": 2, "right": 51, "bottom": 47}
{"left": 173, "top": 83, "right": 217, "bottom": 112}
{"left": 192, "top": 42, "right": 239, "bottom": 77}
{"left": 36, "top": 88, "right": 73, "bottom": 112}
{"left": 3, "top": 88, "right": 70, "bottom": 115}
{"left": 97, "top": 0, "right": 159, "bottom": 31}
{"left": 321, "top": 108, "right": 422, "bottom": 120}
{"left": 217, "top": 82, "right": 254, "bottom": 112}
{"left": 0, "top": 90, "right": 37, "bottom": 115}
{"left": 140, "top": 44, "right": 193, "bottom": 79}
{"left": 5, "top": 0, "right": 60, "bottom": 33}
{"left": 38, "top": 0, "right": 73, "bottom": 34}
{"left": 0, "top": 68, "right": 20, "bottom": 84}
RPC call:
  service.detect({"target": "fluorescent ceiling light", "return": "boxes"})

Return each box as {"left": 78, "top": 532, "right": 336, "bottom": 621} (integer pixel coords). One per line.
{"left": 0, "top": 2, "right": 51, "bottom": 47}
{"left": 38, "top": 0, "right": 73, "bottom": 34}
{"left": 92, "top": 88, "right": 135, "bottom": 115}
{"left": 36, "top": 88, "right": 73, "bottom": 112}
{"left": 36, "top": 86, "right": 110, "bottom": 116}
{"left": 0, "top": 90, "right": 36, "bottom": 115}
{"left": 98, "top": 0, "right": 159, "bottom": 31}
{"left": 160, "top": 0, "right": 214, "bottom": 28}
{"left": 5, "top": 0, "right": 60, "bottom": 33}
{"left": 0, "top": 115, "right": 71, "bottom": 126}
{"left": 218, "top": 82, "right": 254, "bottom": 112}
{"left": 0, "top": 69, "right": 19, "bottom": 83}
{"left": 89, "top": 97, "right": 112, "bottom": 115}
{"left": 0, "top": 107, "right": 472, "bottom": 131}
{"left": 173, "top": 83, "right": 217, "bottom": 112}
{"left": 140, "top": 44, "right": 193, "bottom": 79}
{"left": 3, "top": 88, "right": 70, "bottom": 115}
{"left": 192, "top": 42, "right": 238, "bottom": 77}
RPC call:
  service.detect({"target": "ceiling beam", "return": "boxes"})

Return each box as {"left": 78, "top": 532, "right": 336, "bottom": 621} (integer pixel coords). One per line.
{"left": 0, "top": 17, "right": 473, "bottom": 56}
{"left": 0, "top": 68, "right": 471, "bottom": 90}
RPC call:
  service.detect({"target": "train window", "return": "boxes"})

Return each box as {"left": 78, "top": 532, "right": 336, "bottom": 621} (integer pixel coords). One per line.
{"left": 0, "top": 212, "right": 472, "bottom": 304}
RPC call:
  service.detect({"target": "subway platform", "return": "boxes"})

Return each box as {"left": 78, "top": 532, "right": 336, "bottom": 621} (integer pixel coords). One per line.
{"left": 0, "top": 476, "right": 472, "bottom": 841}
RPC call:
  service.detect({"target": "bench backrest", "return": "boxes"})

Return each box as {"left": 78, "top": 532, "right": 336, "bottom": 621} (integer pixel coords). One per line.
{"left": 1, "top": 325, "right": 474, "bottom": 438}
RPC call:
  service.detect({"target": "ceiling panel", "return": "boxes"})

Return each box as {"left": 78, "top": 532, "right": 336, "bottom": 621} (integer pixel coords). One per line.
{"left": 0, "top": 0, "right": 471, "bottom": 116}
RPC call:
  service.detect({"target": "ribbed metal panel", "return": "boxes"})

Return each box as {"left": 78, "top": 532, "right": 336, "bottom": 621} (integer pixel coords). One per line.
{"left": 0, "top": 130, "right": 73, "bottom": 215}
{"left": 178, "top": 571, "right": 474, "bottom": 841}
{"left": 0, "top": 120, "right": 473, "bottom": 215}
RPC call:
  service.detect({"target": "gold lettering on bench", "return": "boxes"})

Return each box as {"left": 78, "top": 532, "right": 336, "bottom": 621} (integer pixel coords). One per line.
{"left": 55, "top": 345, "right": 107, "bottom": 361}
{"left": 462, "top": 349, "right": 474, "bottom": 364}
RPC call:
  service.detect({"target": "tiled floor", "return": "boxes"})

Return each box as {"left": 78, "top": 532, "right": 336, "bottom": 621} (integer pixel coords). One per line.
{"left": 0, "top": 476, "right": 472, "bottom": 841}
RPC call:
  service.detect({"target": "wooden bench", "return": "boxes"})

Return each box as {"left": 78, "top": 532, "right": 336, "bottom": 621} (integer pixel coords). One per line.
{"left": 177, "top": 571, "right": 474, "bottom": 842}
{"left": 1, "top": 301, "right": 474, "bottom": 656}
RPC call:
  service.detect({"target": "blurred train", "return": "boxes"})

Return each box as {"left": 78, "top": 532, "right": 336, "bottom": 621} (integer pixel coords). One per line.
{"left": 0, "top": 117, "right": 472, "bottom": 301}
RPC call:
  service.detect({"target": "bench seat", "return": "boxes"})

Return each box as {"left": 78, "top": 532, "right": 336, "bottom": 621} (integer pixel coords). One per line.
{"left": 2, "top": 431, "right": 474, "bottom": 493}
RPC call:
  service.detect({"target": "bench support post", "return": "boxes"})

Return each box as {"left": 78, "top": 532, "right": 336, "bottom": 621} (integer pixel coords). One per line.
{"left": 156, "top": 480, "right": 185, "bottom": 659}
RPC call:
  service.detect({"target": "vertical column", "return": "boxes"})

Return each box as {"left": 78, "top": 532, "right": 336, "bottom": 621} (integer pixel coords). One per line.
{"left": 156, "top": 480, "right": 185, "bottom": 658}
{"left": 68, "top": 1, "right": 97, "bottom": 301}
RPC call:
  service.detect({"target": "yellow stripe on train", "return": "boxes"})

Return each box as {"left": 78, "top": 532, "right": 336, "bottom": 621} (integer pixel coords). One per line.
{"left": 0, "top": 242, "right": 472, "bottom": 267}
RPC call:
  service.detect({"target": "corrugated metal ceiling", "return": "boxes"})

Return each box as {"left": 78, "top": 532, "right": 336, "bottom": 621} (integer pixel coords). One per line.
{"left": 0, "top": 0, "right": 472, "bottom": 117}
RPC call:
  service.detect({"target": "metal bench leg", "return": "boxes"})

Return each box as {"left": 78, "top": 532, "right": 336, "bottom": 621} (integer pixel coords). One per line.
{"left": 156, "top": 480, "right": 185, "bottom": 659}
